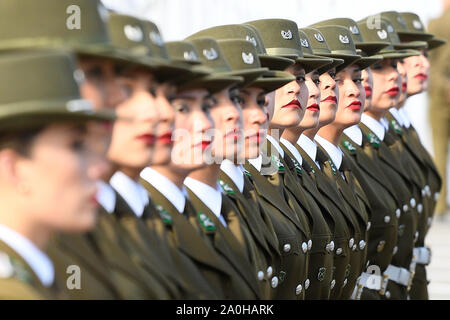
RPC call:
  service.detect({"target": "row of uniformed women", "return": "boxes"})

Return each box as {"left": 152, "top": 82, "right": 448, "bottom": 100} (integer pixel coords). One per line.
{"left": 0, "top": 0, "right": 444, "bottom": 300}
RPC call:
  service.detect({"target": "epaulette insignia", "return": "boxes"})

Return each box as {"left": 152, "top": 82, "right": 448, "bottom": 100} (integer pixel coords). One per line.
{"left": 155, "top": 205, "right": 173, "bottom": 225}
{"left": 390, "top": 119, "right": 403, "bottom": 134}
{"left": 367, "top": 132, "right": 380, "bottom": 148}
{"left": 342, "top": 139, "right": 356, "bottom": 153}
{"left": 218, "top": 179, "right": 235, "bottom": 195}
{"left": 271, "top": 155, "right": 284, "bottom": 173}
{"left": 198, "top": 212, "right": 216, "bottom": 232}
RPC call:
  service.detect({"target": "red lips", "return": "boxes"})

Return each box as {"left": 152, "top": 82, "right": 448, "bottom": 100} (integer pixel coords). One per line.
{"left": 90, "top": 194, "right": 99, "bottom": 206}
{"left": 307, "top": 103, "right": 320, "bottom": 111}
{"left": 157, "top": 132, "right": 173, "bottom": 145}
{"left": 137, "top": 134, "right": 156, "bottom": 145}
{"left": 321, "top": 95, "right": 337, "bottom": 104}
{"left": 364, "top": 86, "right": 372, "bottom": 99}
{"left": 402, "top": 82, "right": 407, "bottom": 92}
{"left": 347, "top": 100, "right": 362, "bottom": 110}
{"left": 414, "top": 73, "right": 428, "bottom": 81}
{"left": 247, "top": 132, "right": 264, "bottom": 144}
{"left": 282, "top": 98, "right": 302, "bottom": 109}
{"left": 385, "top": 86, "right": 400, "bottom": 96}
{"left": 201, "top": 141, "right": 211, "bottom": 150}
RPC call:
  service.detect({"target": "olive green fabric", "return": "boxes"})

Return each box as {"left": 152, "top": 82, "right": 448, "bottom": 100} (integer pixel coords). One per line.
{"left": 379, "top": 11, "right": 433, "bottom": 41}
{"left": 298, "top": 29, "right": 344, "bottom": 74}
{"left": 0, "top": 50, "right": 115, "bottom": 131}
{"left": 310, "top": 18, "right": 389, "bottom": 56}
{"left": 307, "top": 25, "right": 379, "bottom": 72}
{"left": 188, "top": 24, "right": 295, "bottom": 70}
{"left": 399, "top": 12, "right": 447, "bottom": 50}
{"left": 356, "top": 17, "right": 421, "bottom": 59}
{"left": 244, "top": 19, "right": 333, "bottom": 73}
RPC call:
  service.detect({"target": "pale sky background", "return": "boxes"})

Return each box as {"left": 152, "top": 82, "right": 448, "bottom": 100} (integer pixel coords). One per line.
{"left": 101, "top": 0, "right": 449, "bottom": 203}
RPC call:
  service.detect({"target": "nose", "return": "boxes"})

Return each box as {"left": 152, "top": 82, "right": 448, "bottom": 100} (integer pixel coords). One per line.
{"left": 288, "top": 79, "right": 301, "bottom": 95}
{"left": 105, "top": 78, "right": 128, "bottom": 108}
{"left": 157, "top": 88, "right": 175, "bottom": 126}
{"left": 347, "top": 79, "right": 361, "bottom": 98}
{"left": 87, "top": 151, "right": 111, "bottom": 181}
{"left": 196, "top": 109, "right": 214, "bottom": 133}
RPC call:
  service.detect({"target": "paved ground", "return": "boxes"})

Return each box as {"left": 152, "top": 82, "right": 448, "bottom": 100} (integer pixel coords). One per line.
{"left": 427, "top": 216, "right": 450, "bottom": 300}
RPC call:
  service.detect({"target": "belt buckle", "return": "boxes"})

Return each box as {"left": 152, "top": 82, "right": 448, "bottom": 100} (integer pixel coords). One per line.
{"left": 379, "top": 274, "right": 389, "bottom": 295}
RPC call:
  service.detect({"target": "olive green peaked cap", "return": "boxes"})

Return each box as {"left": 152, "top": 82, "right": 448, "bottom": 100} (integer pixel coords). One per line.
{"left": 0, "top": 50, "right": 115, "bottom": 131}
{"left": 356, "top": 17, "right": 420, "bottom": 59}
{"left": 379, "top": 11, "right": 433, "bottom": 41}
{"left": 187, "top": 24, "right": 295, "bottom": 71}
{"left": 307, "top": 25, "right": 381, "bottom": 72}
{"left": 164, "top": 40, "right": 239, "bottom": 93}
{"left": 244, "top": 19, "right": 333, "bottom": 73}
{"left": 310, "top": 18, "right": 389, "bottom": 56}
{"left": 298, "top": 29, "right": 344, "bottom": 74}
{"left": 216, "top": 39, "right": 295, "bottom": 92}
{"left": 399, "top": 12, "right": 447, "bottom": 50}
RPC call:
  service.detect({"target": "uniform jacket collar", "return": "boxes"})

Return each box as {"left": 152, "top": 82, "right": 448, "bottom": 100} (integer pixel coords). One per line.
{"left": 315, "top": 134, "right": 344, "bottom": 170}
{"left": 361, "top": 114, "right": 386, "bottom": 141}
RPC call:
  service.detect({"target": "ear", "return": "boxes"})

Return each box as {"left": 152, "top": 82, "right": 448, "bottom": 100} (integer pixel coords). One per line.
{"left": 0, "top": 149, "right": 23, "bottom": 188}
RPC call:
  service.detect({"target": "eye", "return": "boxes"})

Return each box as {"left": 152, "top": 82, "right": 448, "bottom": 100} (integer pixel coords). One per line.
{"left": 313, "top": 78, "right": 321, "bottom": 85}
{"left": 256, "top": 97, "right": 266, "bottom": 108}
{"left": 353, "top": 78, "right": 363, "bottom": 84}
{"left": 328, "top": 72, "right": 336, "bottom": 79}
{"left": 84, "top": 66, "right": 103, "bottom": 80}
{"left": 230, "top": 93, "right": 243, "bottom": 106}
{"left": 371, "top": 62, "right": 383, "bottom": 70}
{"left": 148, "top": 87, "right": 157, "bottom": 98}
{"left": 173, "top": 102, "right": 189, "bottom": 113}
{"left": 296, "top": 75, "right": 306, "bottom": 83}
{"left": 390, "top": 61, "right": 398, "bottom": 69}
{"left": 201, "top": 102, "right": 213, "bottom": 113}
{"left": 71, "top": 139, "right": 85, "bottom": 151}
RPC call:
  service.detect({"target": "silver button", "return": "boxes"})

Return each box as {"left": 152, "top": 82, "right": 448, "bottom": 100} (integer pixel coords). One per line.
{"left": 305, "top": 279, "right": 310, "bottom": 290}
{"left": 352, "top": 244, "right": 357, "bottom": 251}
{"left": 302, "top": 242, "right": 308, "bottom": 253}
{"left": 425, "top": 185, "right": 431, "bottom": 196}
{"left": 421, "top": 188, "right": 426, "bottom": 197}
{"left": 349, "top": 238, "right": 355, "bottom": 248}
{"left": 384, "top": 215, "right": 391, "bottom": 223}
{"left": 359, "top": 240, "right": 366, "bottom": 250}
{"left": 266, "top": 266, "right": 273, "bottom": 277}
{"left": 393, "top": 246, "right": 398, "bottom": 255}
{"left": 308, "top": 239, "right": 313, "bottom": 251}
{"left": 396, "top": 209, "right": 401, "bottom": 219}
{"left": 428, "top": 217, "right": 433, "bottom": 227}
{"left": 410, "top": 198, "right": 416, "bottom": 208}
{"left": 414, "top": 231, "right": 419, "bottom": 242}
{"left": 271, "top": 276, "right": 278, "bottom": 288}
{"left": 385, "top": 291, "right": 391, "bottom": 299}
{"left": 330, "top": 279, "right": 336, "bottom": 289}
{"left": 417, "top": 204, "right": 423, "bottom": 214}
{"left": 343, "top": 278, "right": 348, "bottom": 287}
{"left": 336, "top": 248, "right": 343, "bottom": 255}
{"left": 283, "top": 244, "right": 291, "bottom": 252}
{"left": 403, "top": 204, "right": 409, "bottom": 212}
{"left": 434, "top": 192, "right": 440, "bottom": 202}
{"left": 367, "top": 222, "right": 371, "bottom": 231}
{"left": 326, "top": 241, "right": 335, "bottom": 252}
{"left": 257, "top": 271, "right": 264, "bottom": 281}
{"left": 295, "top": 284, "right": 303, "bottom": 295}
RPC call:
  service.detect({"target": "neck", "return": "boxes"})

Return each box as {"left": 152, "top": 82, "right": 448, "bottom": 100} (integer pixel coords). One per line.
{"left": 317, "top": 124, "right": 344, "bottom": 146}
{"left": 268, "top": 126, "right": 284, "bottom": 139}
{"left": 281, "top": 126, "right": 304, "bottom": 145}
{"left": 303, "top": 125, "right": 320, "bottom": 141}
{"left": 151, "top": 165, "right": 190, "bottom": 189}
{"left": 188, "top": 163, "right": 220, "bottom": 189}
{"left": 0, "top": 205, "right": 50, "bottom": 250}
{"left": 364, "top": 109, "right": 386, "bottom": 121}
{"left": 117, "top": 166, "right": 143, "bottom": 181}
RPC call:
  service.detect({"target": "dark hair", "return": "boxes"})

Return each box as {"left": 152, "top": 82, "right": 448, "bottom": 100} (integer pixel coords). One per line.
{"left": 0, "top": 126, "right": 45, "bottom": 157}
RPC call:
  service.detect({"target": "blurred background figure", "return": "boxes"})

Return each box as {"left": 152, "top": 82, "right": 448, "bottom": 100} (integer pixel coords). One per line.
{"left": 428, "top": 0, "right": 450, "bottom": 220}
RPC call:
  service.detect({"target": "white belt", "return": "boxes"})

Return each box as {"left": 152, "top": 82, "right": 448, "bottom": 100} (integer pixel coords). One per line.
{"left": 350, "top": 279, "right": 363, "bottom": 300}
{"left": 384, "top": 265, "right": 415, "bottom": 290}
{"left": 356, "top": 272, "right": 390, "bottom": 295}
{"left": 413, "top": 247, "right": 431, "bottom": 265}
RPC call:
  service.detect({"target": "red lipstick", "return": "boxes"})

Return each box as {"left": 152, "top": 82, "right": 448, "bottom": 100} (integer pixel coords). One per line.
{"left": 321, "top": 95, "right": 337, "bottom": 104}
{"left": 157, "top": 132, "right": 173, "bottom": 145}
{"left": 414, "top": 73, "right": 428, "bottom": 81}
{"left": 347, "top": 100, "right": 362, "bottom": 110}
{"left": 402, "top": 82, "right": 407, "bottom": 92}
{"left": 364, "top": 86, "right": 372, "bottom": 99}
{"left": 137, "top": 134, "right": 156, "bottom": 145}
{"left": 282, "top": 98, "right": 302, "bottom": 109}
{"left": 247, "top": 132, "right": 264, "bottom": 143}
{"left": 307, "top": 103, "right": 320, "bottom": 111}
{"left": 385, "top": 86, "right": 399, "bottom": 96}
{"left": 201, "top": 141, "right": 211, "bottom": 150}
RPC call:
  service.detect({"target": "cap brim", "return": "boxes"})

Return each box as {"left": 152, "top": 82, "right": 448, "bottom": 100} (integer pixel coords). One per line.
{"left": 295, "top": 55, "right": 334, "bottom": 73}
{"left": 315, "top": 52, "right": 361, "bottom": 72}
{"left": 247, "top": 70, "right": 295, "bottom": 92}
{"left": 229, "top": 68, "right": 269, "bottom": 87}
{"left": 393, "top": 41, "right": 428, "bottom": 50}
{"left": 397, "top": 31, "right": 434, "bottom": 41}
{"left": 355, "top": 42, "right": 390, "bottom": 56}
{"left": 317, "top": 58, "right": 345, "bottom": 74}
{"left": 0, "top": 99, "right": 116, "bottom": 131}
{"left": 258, "top": 54, "right": 295, "bottom": 71}
{"left": 355, "top": 55, "right": 383, "bottom": 70}
{"left": 377, "top": 49, "right": 420, "bottom": 59}
{"left": 178, "top": 74, "right": 243, "bottom": 93}
{"left": 427, "top": 37, "right": 447, "bottom": 50}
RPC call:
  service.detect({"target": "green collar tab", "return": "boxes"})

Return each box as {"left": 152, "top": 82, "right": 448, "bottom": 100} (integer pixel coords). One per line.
{"left": 155, "top": 205, "right": 173, "bottom": 225}
{"left": 367, "top": 132, "right": 381, "bottom": 148}
{"left": 218, "top": 179, "right": 235, "bottom": 195}
{"left": 391, "top": 119, "right": 403, "bottom": 134}
{"left": 272, "top": 155, "right": 285, "bottom": 173}
{"left": 197, "top": 212, "right": 217, "bottom": 233}
{"left": 342, "top": 139, "right": 357, "bottom": 153}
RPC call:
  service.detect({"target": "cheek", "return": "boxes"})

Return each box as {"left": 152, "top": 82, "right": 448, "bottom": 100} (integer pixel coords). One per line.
{"left": 80, "top": 82, "right": 104, "bottom": 110}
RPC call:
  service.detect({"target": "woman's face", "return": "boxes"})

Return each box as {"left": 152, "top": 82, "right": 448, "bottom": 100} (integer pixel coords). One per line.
{"left": 299, "top": 71, "right": 321, "bottom": 130}
{"left": 396, "top": 59, "right": 408, "bottom": 105}
{"left": 107, "top": 69, "right": 162, "bottom": 169}
{"left": 334, "top": 64, "right": 365, "bottom": 128}
{"left": 78, "top": 56, "right": 128, "bottom": 110}
{"left": 272, "top": 64, "right": 308, "bottom": 130}
{"left": 318, "top": 69, "right": 338, "bottom": 126}
{"left": 362, "top": 68, "right": 373, "bottom": 111}
{"left": 10, "top": 123, "right": 108, "bottom": 233}
{"left": 236, "top": 87, "right": 268, "bottom": 160}
{"left": 370, "top": 59, "right": 400, "bottom": 112}
{"left": 403, "top": 50, "right": 430, "bottom": 96}
{"left": 209, "top": 88, "right": 243, "bottom": 162}
{"left": 170, "top": 89, "right": 215, "bottom": 170}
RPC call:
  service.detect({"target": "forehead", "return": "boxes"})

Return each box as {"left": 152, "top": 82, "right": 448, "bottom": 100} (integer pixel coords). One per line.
{"left": 175, "top": 88, "right": 209, "bottom": 99}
